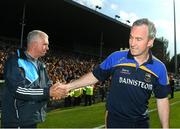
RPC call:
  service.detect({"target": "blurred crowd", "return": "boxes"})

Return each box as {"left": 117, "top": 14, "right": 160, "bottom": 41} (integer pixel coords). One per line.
{"left": 0, "top": 45, "right": 17, "bottom": 80}
{"left": 0, "top": 42, "right": 98, "bottom": 83}
{"left": 42, "top": 51, "right": 98, "bottom": 84}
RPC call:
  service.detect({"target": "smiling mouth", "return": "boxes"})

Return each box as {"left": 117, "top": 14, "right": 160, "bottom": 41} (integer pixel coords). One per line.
{"left": 130, "top": 47, "right": 136, "bottom": 50}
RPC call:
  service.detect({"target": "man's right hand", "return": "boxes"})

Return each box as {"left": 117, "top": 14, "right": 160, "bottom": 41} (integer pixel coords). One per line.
{"left": 49, "top": 82, "right": 69, "bottom": 100}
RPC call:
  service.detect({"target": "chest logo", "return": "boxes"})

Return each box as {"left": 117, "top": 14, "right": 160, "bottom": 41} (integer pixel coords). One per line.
{"left": 144, "top": 73, "right": 151, "bottom": 83}
{"left": 120, "top": 68, "right": 131, "bottom": 75}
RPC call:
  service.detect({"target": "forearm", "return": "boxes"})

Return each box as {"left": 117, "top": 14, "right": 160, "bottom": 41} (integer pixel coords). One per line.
{"left": 67, "top": 72, "right": 99, "bottom": 90}
{"left": 157, "top": 97, "right": 169, "bottom": 128}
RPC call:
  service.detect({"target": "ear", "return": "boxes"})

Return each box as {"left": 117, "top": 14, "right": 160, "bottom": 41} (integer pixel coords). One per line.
{"left": 147, "top": 38, "right": 154, "bottom": 48}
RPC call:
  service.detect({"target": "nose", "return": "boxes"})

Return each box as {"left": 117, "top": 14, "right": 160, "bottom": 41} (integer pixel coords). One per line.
{"left": 46, "top": 45, "right": 49, "bottom": 51}
{"left": 129, "top": 38, "right": 136, "bottom": 47}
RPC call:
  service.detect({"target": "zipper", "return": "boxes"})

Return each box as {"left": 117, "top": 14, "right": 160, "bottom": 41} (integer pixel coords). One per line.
{"left": 14, "top": 99, "right": 19, "bottom": 119}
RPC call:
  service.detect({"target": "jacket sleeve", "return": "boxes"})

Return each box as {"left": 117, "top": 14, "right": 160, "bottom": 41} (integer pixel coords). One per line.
{"left": 4, "top": 54, "right": 51, "bottom": 101}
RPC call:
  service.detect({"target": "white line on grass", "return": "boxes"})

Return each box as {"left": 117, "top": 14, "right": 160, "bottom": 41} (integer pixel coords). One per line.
{"left": 94, "top": 100, "right": 180, "bottom": 129}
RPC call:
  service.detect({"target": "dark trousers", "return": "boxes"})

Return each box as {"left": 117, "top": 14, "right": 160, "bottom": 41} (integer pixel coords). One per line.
{"left": 107, "top": 112, "right": 149, "bottom": 128}
{"left": 64, "top": 96, "right": 72, "bottom": 107}
{"left": 73, "top": 96, "right": 81, "bottom": 106}
{"left": 171, "top": 87, "right": 174, "bottom": 98}
{"left": 85, "top": 95, "right": 92, "bottom": 106}
{"left": 20, "top": 124, "right": 37, "bottom": 128}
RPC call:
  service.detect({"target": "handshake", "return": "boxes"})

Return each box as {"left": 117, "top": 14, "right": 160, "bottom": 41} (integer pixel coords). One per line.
{"left": 49, "top": 82, "right": 70, "bottom": 100}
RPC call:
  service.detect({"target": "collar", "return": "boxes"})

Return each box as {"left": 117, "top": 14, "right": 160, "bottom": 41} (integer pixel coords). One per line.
{"left": 127, "top": 50, "right": 153, "bottom": 64}
{"left": 25, "top": 51, "right": 38, "bottom": 62}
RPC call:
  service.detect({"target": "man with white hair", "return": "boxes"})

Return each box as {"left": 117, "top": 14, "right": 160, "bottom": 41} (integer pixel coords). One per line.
{"left": 1, "top": 30, "right": 66, "bottom": 128}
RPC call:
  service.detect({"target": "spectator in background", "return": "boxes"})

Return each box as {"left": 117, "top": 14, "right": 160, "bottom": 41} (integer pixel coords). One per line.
{"left": 64, "top": 90, "right": 73, "bottom": 107}
{"left": 98, "top": 82, "right": 106, "bottom": 102}
{"left": 73, "top": 88, "right": 83, "bottom": 106}
{"left": 59, "top": 18, "right": 170, "bottom": 128}
{"left": 169, "top": 74, "right": 175, "bottom": 98}
{"left": 1, "top": 30, "right": 66, "bottom": 128}
{"left": 84, "top": 85, "right": 94, "bottom": 106}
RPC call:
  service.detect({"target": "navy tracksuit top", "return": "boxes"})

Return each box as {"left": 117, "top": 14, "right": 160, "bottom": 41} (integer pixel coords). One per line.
{"left": 93, "top": 50, "right": 169, "bottom": 122}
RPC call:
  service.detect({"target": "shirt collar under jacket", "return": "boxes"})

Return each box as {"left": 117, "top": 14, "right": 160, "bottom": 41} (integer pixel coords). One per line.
{"left": 25, "top": 51, "right": 38, "bottom": 62}
{"left": 25, "top": 51, "right": 38, "bottom": 69}
{"left": 127, "top": 50, "right": 153, "bottom": 65}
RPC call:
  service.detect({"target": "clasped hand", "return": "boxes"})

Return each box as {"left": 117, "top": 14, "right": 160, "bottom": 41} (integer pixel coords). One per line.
{"left": 49, "top": 82, "right": 69, "bottom": 100}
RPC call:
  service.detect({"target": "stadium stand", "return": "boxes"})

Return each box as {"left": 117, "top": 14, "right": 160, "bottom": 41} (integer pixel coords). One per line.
{"left": 0, "top": 0, "right": 130, "bottom": 57}
{"left": 0, "top": 0, "right": 166, "bottom": 110}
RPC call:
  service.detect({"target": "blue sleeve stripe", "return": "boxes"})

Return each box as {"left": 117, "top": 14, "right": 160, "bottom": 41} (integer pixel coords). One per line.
{"left": 152, "top": 56, "right": 169, "bottom": 85}
{"left": 139, "top": 66, "right": 158, "bottom": 78}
